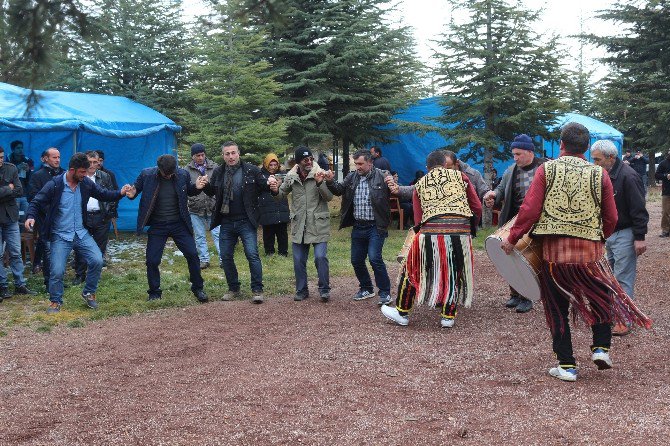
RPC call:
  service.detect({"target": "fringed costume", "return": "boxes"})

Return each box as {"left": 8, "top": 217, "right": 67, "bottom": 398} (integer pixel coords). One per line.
{"left": 395, "top": 167, "right": 481, "bottom": 322}
{"left": 508, "top": 154, "right": 652, "bottom": 369}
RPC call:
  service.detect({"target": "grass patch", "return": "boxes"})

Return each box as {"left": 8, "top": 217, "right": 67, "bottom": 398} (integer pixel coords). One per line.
{"left": 1, "top": 211, "right": 495, "bottom": 334}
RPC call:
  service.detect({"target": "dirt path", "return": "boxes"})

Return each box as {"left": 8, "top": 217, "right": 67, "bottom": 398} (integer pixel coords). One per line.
{"left": 1, "top": 203, "right": 669, "bottom": 445}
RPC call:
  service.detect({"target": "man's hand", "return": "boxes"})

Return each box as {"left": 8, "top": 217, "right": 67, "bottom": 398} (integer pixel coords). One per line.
{"left": 196, "top": 175, "right": 209, "bottom": 189}
{"left": 125, "top": 185, "right": 137, "bottom": 198}
{"left": 25, "top": 218, "right": 35, "bottom": 232}
{"left": 314, "top": 171, "right": 326, "bottom": 184}
{"left": 483, "top": 190, "right": 496, "bottom": 208}
{"left": 267, "top": 175, "right": 280, "bottom": 193}
{"left": 120, "top": 184, "right": 132, "bottom": 196}
{"left": 634, "top": 240, "right": 647, "bottom": 256}
{"left": 324, "top": 170, "right": 335, "bottom": 182}
{"left": 8, "top": 183, "right": 14, "bottom": 190}
{"left": 501, "top": 238, "right": 515, "bottom": 255}
{"left": 385, "top": 175, "right": 399, "bottom": 194}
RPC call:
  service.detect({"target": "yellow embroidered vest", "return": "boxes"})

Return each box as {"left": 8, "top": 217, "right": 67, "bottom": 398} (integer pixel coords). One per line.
{"left": 532, "top": 156, "right": 604, "bottom": 241}
{"left": 415, "top": 167, "right": 472, "bottom": 223}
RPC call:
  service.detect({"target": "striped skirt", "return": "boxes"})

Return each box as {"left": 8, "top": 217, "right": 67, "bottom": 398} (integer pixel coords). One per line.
{"left": 397, "top": 216, "right": 474, "bottom": 314}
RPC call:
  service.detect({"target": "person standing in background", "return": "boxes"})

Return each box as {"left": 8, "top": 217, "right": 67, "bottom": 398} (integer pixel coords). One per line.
{"left": 258, "top": 153, "right": 289, "bottom": 257}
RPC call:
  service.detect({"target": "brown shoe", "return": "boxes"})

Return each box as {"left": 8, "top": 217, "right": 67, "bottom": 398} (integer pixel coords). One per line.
{"left": 612, "top": 322, "right": 631, "bottom": 336}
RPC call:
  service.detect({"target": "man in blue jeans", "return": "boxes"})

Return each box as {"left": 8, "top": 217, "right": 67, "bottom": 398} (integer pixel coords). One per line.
{"left": 25, "top": 153, "right": 131, "bottom": 313}
{"left": 325, "top": 149, "right": 393, "bottom": 305}
{"left": 0, "top": 145, "right": 36, "bottom": 302}
{"left": 591, "top": 140, "right": 648, "bottom": 336}
{"left": 202, "top": 142, "right": 268, "bottom": 303}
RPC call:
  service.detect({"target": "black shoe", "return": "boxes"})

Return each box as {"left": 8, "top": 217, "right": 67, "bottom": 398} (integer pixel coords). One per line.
{"left": 194, "top": 289, "right": 209, "bottom": 303}
{"left": 0, "top": 287, "right": 12, "bottom": 299}
{"left": 320, "top": 292, "right": 330, "bottom": 302}
{"left": 660, "top": 232, "right": 670, "bottom": 238}
{"left": 200, "top": 261, "right": 210, "bottom": 269}
{"left": 147, "top": 294, "right": 162, "bottom": 301}
{"left": 15, "top": 285, "right": 37, "bottom": 296}
{"left": 505, "top": 296, "right": 522, "bottom": 308}
{"left": 515, "top": 298, "right": 533, "bottom": 313}
{"left": 294, "top": 292, "right": 309, "bottom": 301}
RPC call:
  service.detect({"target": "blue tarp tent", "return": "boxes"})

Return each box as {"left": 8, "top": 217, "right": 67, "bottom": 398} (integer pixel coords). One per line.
{"left": 377, "top": 97, "right": 624, "bottom": 185}
{"left": 0, "top": 82, "right": 181, "bottom": 230}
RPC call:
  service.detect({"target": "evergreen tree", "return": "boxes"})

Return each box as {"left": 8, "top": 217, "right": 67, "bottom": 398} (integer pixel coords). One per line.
{"left": 589, "top": 0, "right": 670, "bottom": 174}
{"left": 179, "top": 3, "right": 288, "bottom": 163}
{"left": 434, "top": 0, "right": 567, "bottom": 182}
{"left": 253, "top": 0, "right": 422, "bottom": 175}
{"left": 52, "top": 0, "right": 192, "bottom": 119}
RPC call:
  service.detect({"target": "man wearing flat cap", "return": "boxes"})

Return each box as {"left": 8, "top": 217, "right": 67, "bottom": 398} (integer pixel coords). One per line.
{"left": 483, "top": 134, "right": 546, "bottom": 313}
{"left": 186, "top": 143, "right": 221, "bottom": 270}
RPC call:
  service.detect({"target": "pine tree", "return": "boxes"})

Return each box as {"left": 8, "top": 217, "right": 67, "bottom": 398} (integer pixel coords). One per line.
{"left": 179, "top": 3, "right": 288, "bottom": 163}
{"left": 434, "top": 0, "right": 567, "bottom": 183}
{"left": 588, "top": 0, "right": 670, "bottom": 178}
{"left": 52, "top": 0, "right": 192, "bottom": 119}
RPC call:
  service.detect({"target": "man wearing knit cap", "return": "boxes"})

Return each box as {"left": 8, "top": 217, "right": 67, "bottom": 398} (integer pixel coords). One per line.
{"left": 483, "top": 134, "right": 546, "bottom": 313}
{"left": 268, "top": 146, "right": 333, "bottom": 302}
{"left": 186, "top": 143, "right": 220, "bottom": 269}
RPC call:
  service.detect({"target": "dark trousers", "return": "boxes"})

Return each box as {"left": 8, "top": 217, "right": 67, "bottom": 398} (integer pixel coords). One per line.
{"left": 74, "top": 212, "right": 110, "bottom": 279}
{"left": 146, "top": 220, "right": 203, "bottom": 297}
{"left": 262, "top": 222, "right": 288, "bottom": 255}
{"left": 35, "top": 233, "right": 51, "bottom": 287}
{"left": 544, "top": 275, "right": 612, "bottom": 367}
{"left": 351, "top": 223, "right": 391, "bottom": 296}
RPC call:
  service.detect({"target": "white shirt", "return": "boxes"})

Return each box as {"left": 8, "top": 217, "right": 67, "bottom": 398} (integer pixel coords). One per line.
{"left": 86, "top": 173, "right": 100, "bottom": 212}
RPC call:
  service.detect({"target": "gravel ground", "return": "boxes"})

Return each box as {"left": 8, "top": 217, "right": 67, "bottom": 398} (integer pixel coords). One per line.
{"left": 1, "top": 203, "right": 669, "bottom": 445}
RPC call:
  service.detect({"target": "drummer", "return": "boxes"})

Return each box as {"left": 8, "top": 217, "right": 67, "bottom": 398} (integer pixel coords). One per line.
{"left": 483, "top": 135, "right": 546, "bottom": 313}
{"left": 381, "top": 150, "right": 481, "bottom": 328}
{"left": 501, "top": 122, "right": 652, "bottom": 382}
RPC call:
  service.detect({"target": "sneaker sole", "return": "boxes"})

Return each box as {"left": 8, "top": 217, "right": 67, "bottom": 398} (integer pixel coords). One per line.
{"left": 593, "top": 359, "right": 612, "bottom": 370}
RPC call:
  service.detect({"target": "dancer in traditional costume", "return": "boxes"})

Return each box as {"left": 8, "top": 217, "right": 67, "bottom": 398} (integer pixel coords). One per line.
{"left": 381, "top": 150, "right": 482, "bottom": 328}
{"left": 501, "top": 123, "right": 652, "bottom": 382}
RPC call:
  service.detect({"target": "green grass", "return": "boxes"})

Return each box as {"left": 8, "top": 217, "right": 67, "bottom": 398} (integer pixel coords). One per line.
{"left": 0, "top": 207, "right": 494, "bottom": 334}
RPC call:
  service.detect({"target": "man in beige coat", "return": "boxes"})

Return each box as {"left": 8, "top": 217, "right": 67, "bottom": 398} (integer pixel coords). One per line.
{"left": 268, "top": 146, "right": 333, "bottom": 302}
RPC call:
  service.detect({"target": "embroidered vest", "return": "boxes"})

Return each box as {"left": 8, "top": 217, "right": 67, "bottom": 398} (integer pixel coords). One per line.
{"left": 415, "top": 167, "right": 472, "bottom": 223}
{"left": 532, "top": 156, "right": 604, "bottom": 241}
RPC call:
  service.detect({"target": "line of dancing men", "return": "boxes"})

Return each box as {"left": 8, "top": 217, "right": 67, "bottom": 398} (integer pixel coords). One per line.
{"left": 6, "top": 123, "right": 658, "bottom": 382}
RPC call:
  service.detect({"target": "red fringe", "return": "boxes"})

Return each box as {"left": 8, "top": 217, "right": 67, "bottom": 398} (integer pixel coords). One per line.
{"left": 540, "top": 259, "right": 653, "bottom": 334}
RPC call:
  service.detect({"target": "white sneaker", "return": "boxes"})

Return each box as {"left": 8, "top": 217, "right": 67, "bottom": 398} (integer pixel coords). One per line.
{"left": 591, "top": 348, "right": 613, "bottom": 370}
{"left": 440, "top": 317, "right": 455, "bottom": 328}
{"left": 381, "top": 305, "right": 409, "bottom": 326}
{"left": 549, "top": 366, "right": 578, "bottom": 382}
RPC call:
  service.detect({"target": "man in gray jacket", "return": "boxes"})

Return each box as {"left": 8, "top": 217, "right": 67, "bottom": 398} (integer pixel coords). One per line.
{"left": 483, "top": 134, "right": 545, "bottom": 313}
{"left": 444, "top": 150, "right": 489, "bottom": 201}
{"left": 186, "top": 143, "right": 220, "bottom": 269}
{"left": 325, "top": 149, "right": 393, "bottom": 305}
{"left": 268, "top": 147, "right": 333, "bottom": 302}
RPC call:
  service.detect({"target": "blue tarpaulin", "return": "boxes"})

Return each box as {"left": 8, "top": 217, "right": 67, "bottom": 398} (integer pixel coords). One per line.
{"left": 377, "top": 97, "right": 624, "bottom": 185}
{"left": 0, "top": 82, "right": 181, "bottom": 230}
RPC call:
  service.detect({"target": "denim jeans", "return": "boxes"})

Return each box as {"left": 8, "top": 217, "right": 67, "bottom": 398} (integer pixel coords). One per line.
{"left": 49, "top": 233, "right": 103, "bottom": 304}
{"left": 218, "top": 218, "right": 263, "bottom": 292}
{"left": 190, "top": 213, "right": 221, "bottom": 263}
{"left": 292, "top": 242, "right": 329, "bottom": 296}
{"left": 16, "top": 196, "right": 28, "bottom": 223}
{"left": 606, "top": 227, "right": 637, "bottom": 299}
{"left": 0, "top": 220, "right": 26, "bottom": 288}
{"left": 350, "top": 223, "right": 390, "bottom": 296}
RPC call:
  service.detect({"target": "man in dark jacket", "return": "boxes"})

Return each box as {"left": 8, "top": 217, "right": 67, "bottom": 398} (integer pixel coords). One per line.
{"left": 127, "top": 154, "right": 208, "bottom": 304}
{"left": 370, "top": 146, "right": 391, "bottom": 171}
{"left": 25, "top": 153, "right": 130, "bottom": 313}
{"left": 624, "top": 149, "right": 649, "bottom": 195}
{"left": 591, "top": 140, "right": 648, "bottom": 336}
{"left": 483, "top": 134, "right": 546, "bottom": 313}
{"left": 202, "top": 141, "right": 268, "bottom": 303}
{"left": 28, "top": 147, "right": 64, "bottom": 280}
{"left": 73, "top": 150, "right": 116, "bottom": 284}
{"left": 186, "top": 143, "right": 220, "bottom": 269}
{"left": 0, "top": 146, "right": 36, "bottom": 302}
{"left": 259, "top": 153, "right": 289, "bottom": 256}
{"left": 656, "top": 150, "right": 670, "bottom": 238}
{"left": 325, "top": 149, "right": 393, "bottom": 305}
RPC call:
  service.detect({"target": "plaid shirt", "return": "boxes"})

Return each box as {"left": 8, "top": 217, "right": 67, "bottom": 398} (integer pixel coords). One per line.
{"left": 353, "top": 173, "right": 374, "bottom": 221}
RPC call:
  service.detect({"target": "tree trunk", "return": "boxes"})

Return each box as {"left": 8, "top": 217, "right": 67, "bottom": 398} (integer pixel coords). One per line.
{"left": 481, "top": 1, "right": 494, "bottom": 228}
